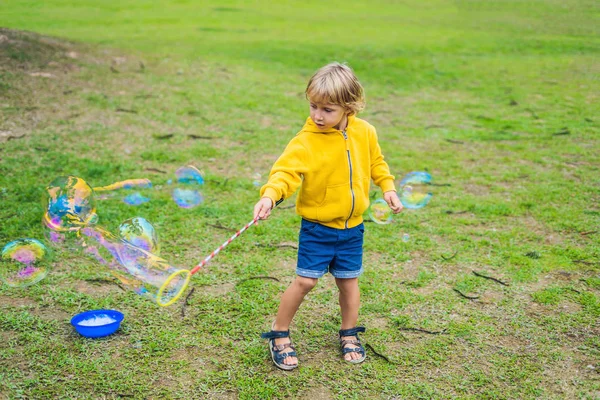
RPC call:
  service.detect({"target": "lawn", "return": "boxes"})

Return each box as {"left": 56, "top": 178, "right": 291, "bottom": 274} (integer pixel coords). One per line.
{"left": 0, "top": 1, "right": 599, "bottom": 398}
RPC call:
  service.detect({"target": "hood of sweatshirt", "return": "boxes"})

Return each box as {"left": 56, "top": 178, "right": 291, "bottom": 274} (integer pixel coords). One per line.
{"left": 300, "top": 115, "right": 357, "bottom": 134}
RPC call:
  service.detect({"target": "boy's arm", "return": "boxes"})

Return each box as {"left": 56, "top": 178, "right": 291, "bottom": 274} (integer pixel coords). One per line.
{"left": 368, "top": 128, "right": 402, "bottom": 213}
{"left": 369, "top": 127, "right": 396, "bottom": 193}
{"left": 259, "top": 139, "right": 307, "bottom": 206}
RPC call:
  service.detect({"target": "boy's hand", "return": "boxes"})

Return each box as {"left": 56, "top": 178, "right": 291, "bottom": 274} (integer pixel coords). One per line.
{"left": 253, "top": 197, "right": 274, "bottom": 223}
{"left": 384, "top": 191, "right": 403, "bottom": 214}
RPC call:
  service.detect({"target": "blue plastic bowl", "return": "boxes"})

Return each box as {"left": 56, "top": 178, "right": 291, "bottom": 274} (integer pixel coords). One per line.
{"left": 71, "top": 309, "right": 124, "bottom": 338}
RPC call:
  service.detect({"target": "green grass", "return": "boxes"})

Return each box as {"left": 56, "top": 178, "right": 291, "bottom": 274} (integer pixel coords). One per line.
{"left": 1, "top": 0, "right": 599, "bottom": 398}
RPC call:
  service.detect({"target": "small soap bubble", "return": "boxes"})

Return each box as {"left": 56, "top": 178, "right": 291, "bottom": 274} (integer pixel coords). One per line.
{"left": 118, "top": 217, "right": 160, "bottom": 255}
{"left": 368, "top": 198, "right": 393, "bottom": 225}
{"left": 252, "top": 172, "right": 262, "bottom": 187}
{"left": 172, "top": 188, "right": 204, "bottom": 209}
{"left": 171, "top": 166, "right": 204, "bottom": 208}
{"left": 402, "top": 233, "right": 410, "bottom": 242}
{"left": 399, "top": 171, "right": 433, "bottom": 209}
{"left": 123, "top": 192, "right": 150, "bottom": 206}
{"left": 1, "top": 239, "right": 50, "bottom": 287}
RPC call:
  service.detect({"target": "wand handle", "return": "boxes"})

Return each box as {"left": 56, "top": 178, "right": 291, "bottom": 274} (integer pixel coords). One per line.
{"left": 190, "top": 217, "right": 259, "bottom": 275}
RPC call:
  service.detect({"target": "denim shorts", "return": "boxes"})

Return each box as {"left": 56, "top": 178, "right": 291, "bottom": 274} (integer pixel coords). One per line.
{"left": 296, "top": 219, "right": 364, "bottom": 279}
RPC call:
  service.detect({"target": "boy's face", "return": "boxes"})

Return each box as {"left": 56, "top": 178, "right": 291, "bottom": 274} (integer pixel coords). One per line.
{"left": 309, "top": 99, "right": 349, "bottom": 131}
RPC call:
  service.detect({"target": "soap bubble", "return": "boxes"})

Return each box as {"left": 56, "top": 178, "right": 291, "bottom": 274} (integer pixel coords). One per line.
{"left": 43, "top": 176, "right": 98, "bottom": 232}
{"left": 1, "top": 239, "right": 50, "bottom": 287}
{"left": 123, "top": 192, "right": 150, "bottom": 206}
{"left": 77, "top": 226, "right": 189, "bottom": 306}
{"left": 402, "top": 233, "right": 410, "bottom": 242}
{"left": 399, "top": 171, "right": 433, "bottom": 209}
{"left": 118, "top": 217, "right": 160, "bottom": 255}
{"left": 171, "top": 166, "right": 204, "bottom": 209}
{"left": 368, "top": 198, "right": 393, "bottom": 225}
{"left": 252, "top": 172, "right": 262, "bottom": 187}
{"left": 172, "top": 188, "right": 204, "bottom": 208}
{"left": 175, "top": 166, "right": 204, "bottom": 185}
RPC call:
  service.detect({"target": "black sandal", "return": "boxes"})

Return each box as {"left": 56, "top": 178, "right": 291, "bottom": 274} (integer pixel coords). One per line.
{"left": 261, "top": 328, "right": 298, "bottom": 371}
{"left": 339, "top": 326, "right": 366, "bottom": 364}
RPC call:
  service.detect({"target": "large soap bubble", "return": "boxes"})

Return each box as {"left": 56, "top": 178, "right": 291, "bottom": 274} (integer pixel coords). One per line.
{"left": 43, "top": 176, "right": 98, "bottom": 231}
{"left": 399, "top": 171, "right": 433, "bottom": 209}
{"left": 1, "top": 239, "right": 51, "bottom": 287}
{"left": 77, "top": 226, "right": 189, "bottom": 306}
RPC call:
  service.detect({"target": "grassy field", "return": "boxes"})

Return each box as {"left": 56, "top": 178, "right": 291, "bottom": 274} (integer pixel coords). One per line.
{"left": 1, "top": 0, "right": 599, "bottom": 398}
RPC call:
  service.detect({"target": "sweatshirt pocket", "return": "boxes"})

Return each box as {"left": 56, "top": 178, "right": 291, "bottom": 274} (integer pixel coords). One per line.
{"left": 316, "top": 183, "right": 351, "bottom": 222}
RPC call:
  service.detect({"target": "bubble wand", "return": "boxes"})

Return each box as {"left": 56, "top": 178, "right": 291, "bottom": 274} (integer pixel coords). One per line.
{"left": 189, "top": 198, "right": 283, "bottom": 276}
{"left": 189, "top": 216, "right": 259, "bottom": 275}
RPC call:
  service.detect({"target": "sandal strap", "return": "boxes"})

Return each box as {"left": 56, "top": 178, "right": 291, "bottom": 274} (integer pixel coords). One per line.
{"left": 261, "top": 330, "right": 290, "bottom": 339}
{"left": 273, "top": 350, "right": 297, "bottom": 364}
{"left": 273, "top": 342, "right": 295, "bottom": 352}
{"left": 339, "top": 326, "right": 366, "bottom": 337}
{"left": 340, "top": 339, "right": 361, "bottom": 347}
{"left": 342, "top": 346, "right": 365, "bottom": 356}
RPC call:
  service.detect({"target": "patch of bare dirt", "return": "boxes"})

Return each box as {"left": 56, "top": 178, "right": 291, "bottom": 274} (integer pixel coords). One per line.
{"left": 299, "top": 386, "right": 334, "bottom": 400}
{"left": 0, "top": 295, "right": 37, "bottom": 308}
{"left": 0, "top": 28, "right": 79, "bottom": 72}
{"left": 72, "top": 280, "right": 121, "bottom": 296}
{"left": 30, "top": 305, "right": 71, "bottom": 322}
{"left": 463, "top": 182, "right": 491, "bottom": 196}
{"left": 476, "top": 288, "right": 506, "bottom": 305}
{"left": 521, "top": 215, "right": 564, "bottom": 245}
{"left": 199, "top": 282, "right": 235, "bottom": 296}
{"left": 367, "top": 316, "right": 390, "bottom": 330}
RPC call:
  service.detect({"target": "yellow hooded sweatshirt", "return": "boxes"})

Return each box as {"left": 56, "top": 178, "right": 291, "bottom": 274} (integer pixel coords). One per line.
{"left": 260, "top": 115, "right": 396, "bottom": 229}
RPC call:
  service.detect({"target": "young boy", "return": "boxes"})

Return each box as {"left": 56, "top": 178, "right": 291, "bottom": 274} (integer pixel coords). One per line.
{"left": 254, "top": 62, "right": 402, "bottom": 370}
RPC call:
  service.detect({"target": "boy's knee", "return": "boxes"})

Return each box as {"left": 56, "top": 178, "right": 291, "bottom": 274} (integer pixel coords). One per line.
{"left": 335, "top": 277, "right": 358, "bottom": 291}
{"left": 294, "top": 276, "right": 318, "bottom": 292}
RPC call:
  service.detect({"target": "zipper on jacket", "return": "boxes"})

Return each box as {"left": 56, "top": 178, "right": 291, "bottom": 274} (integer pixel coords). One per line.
{"left": 342, "top": 130, "right": 355, "bottom": 229}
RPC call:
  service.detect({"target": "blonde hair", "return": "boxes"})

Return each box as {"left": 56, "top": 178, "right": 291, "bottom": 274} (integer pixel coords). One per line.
{"left": 305, "top": 62, "right": 365, "bottom": 115}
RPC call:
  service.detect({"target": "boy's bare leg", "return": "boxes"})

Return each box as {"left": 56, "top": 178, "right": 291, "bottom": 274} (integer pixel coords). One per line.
{"left": 335, "top": 277, "right": 362, "bottom": 361}
{"left": 272, "top": 276, "right": 318, "bottom": 366}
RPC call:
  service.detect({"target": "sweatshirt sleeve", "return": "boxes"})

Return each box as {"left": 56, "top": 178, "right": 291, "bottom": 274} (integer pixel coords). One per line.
{"left": 369, "top": 127, "right": 396, "bottom": 193}
{"left": 260, "top": 138, "right": 308, "bottom": 205}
